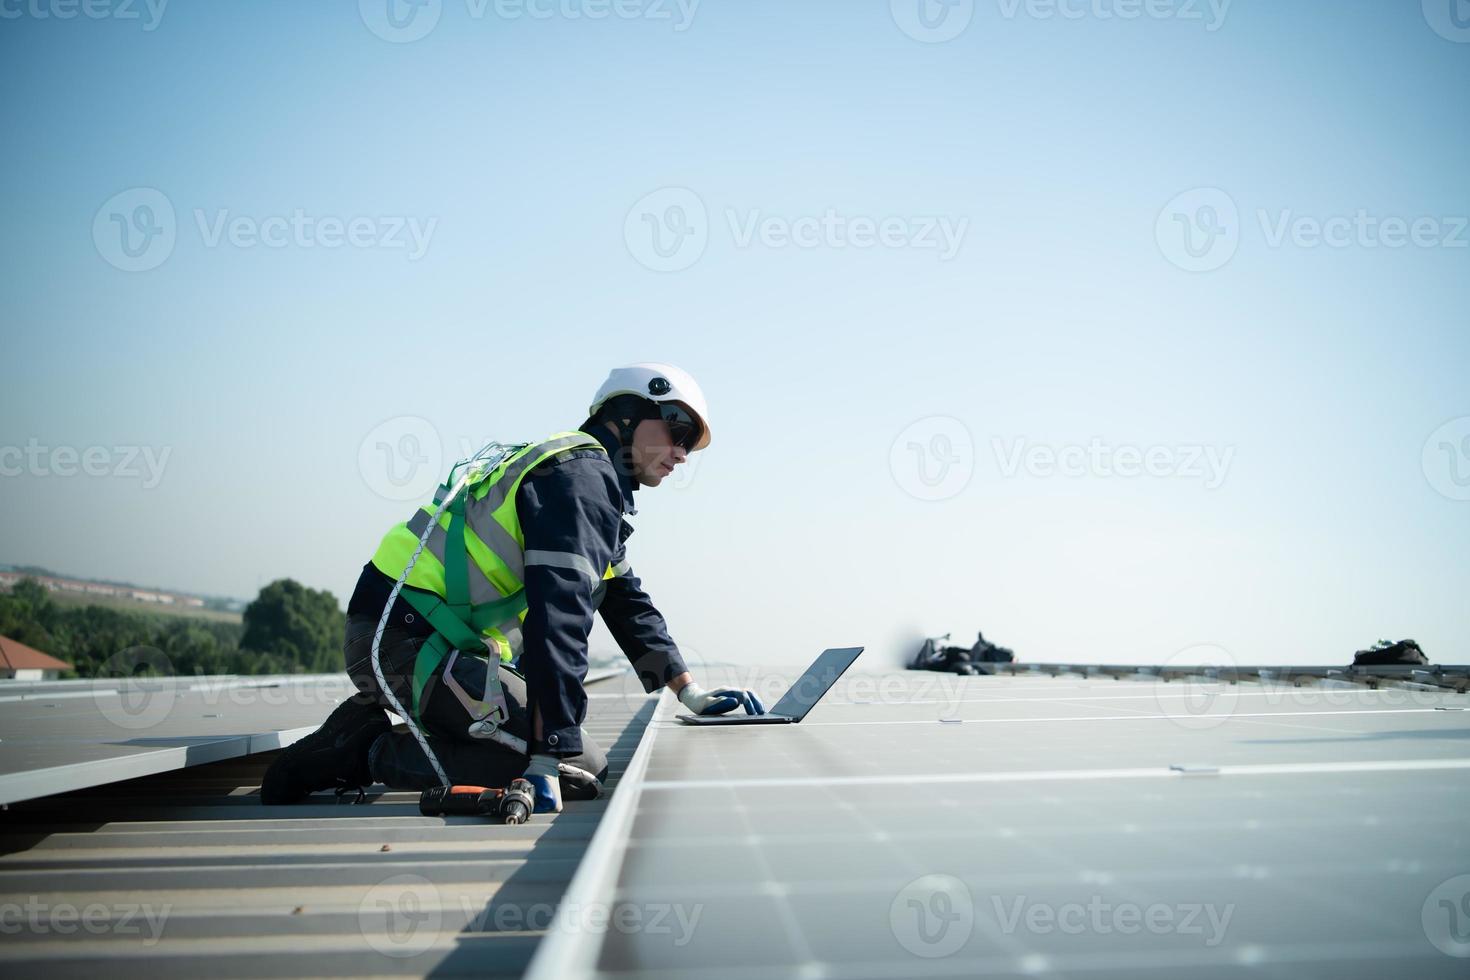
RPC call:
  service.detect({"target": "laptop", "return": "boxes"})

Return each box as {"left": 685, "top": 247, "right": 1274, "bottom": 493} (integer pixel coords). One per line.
{"left": 676, "top": 647, "right": 864, "bottom": 725}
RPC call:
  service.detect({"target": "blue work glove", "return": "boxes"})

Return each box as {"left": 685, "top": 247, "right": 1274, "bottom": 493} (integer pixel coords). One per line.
{"left": 523, "top": 753, "right": 563, "bottom": 814}
{"left": 678, "top": 682, "right": 767, "bottom": 716}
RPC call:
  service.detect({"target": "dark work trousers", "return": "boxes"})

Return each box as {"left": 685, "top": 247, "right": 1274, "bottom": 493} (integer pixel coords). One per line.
{"left": 342, "top": 613, "right": 607, "bottom": 793}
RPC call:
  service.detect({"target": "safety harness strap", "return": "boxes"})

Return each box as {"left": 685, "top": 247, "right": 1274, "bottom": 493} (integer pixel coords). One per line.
{"left": 403, "top": 483, "right": 528, "bottom": 728}
{"left": 444, "top": 490, "right": 471, "bottom": 621}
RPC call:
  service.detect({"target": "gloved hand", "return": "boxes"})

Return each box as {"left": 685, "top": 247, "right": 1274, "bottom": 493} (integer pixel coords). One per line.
{"left": 523, "top": 753, "right": 563, "bottom": 814}
{"left": 677, "top": 682, "right": 767, "bottom": 717}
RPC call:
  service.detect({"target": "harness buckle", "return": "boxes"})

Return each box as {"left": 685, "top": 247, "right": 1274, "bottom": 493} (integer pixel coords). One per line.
{"left": 441, "top": 649, "right": 510, "bottom": 730}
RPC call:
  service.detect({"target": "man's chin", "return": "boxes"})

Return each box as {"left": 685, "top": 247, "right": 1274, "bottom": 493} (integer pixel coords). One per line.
{"left": 635, "top": 471, "right": 663, "bottom": 488}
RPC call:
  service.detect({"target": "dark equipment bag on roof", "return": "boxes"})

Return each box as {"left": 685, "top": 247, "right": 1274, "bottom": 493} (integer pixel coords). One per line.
{"left": 1352, "top": 638, "right": 1429, "bottom": 667}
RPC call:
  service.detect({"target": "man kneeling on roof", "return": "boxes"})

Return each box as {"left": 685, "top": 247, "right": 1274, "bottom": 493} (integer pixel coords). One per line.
{"left": 262, "top": 363, "right": 765, "bottom": 812}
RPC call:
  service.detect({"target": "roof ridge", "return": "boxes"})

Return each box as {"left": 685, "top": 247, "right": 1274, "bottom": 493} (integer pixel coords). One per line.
{"left": 0, "top": 634, "right": 71, "bottom": 671}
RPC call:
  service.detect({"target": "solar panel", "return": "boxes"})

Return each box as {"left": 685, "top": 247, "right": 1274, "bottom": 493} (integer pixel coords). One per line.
{"left": 0, "top": 675, "right": 356, "bottom": 804}
{"left": 527, "top": 665, "right": 1470, "bottom": 979}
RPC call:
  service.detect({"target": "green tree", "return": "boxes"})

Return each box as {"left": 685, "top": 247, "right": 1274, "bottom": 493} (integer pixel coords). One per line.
{"left": 0, "top": 578, "right": 56, "bottom": 651}
{"left": 239, "top": 579, "right": 344, "bottom": 674}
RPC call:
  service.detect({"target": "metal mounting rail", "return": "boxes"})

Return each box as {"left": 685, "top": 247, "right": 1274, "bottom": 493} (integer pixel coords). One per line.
{"left": 939, "top": 661, "right": 1470, "bottom": 692}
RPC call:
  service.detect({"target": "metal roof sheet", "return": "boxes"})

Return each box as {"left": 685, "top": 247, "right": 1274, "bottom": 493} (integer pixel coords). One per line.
{"left": 0, "top": 673, "right": 658, "bottom": 978}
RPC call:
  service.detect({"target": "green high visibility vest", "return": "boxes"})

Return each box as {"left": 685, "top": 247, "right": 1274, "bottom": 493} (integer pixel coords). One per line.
{"left": 369, "top": 431, "right": 616, "bottom": 722}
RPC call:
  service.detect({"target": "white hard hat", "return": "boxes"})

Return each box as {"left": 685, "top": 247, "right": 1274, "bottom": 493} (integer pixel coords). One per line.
{"left": 589, "top": 362, "right": 712, "bottom": 451}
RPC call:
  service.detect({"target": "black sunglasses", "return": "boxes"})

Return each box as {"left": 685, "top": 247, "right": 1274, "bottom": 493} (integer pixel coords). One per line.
{"left": 659, "top": 403, "right": 702, "bottom": 451}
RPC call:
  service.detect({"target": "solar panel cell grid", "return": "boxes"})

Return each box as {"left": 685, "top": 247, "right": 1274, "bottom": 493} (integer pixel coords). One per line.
{"left": 534, "top": 667, "right": 1470, "bottom": 980}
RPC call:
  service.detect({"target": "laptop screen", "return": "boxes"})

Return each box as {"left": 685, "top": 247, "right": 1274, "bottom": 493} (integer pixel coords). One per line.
{"left": 769, "top": 647, "right": 864, "bottom": 720}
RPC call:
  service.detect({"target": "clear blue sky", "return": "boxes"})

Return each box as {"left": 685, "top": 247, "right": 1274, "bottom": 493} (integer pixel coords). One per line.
{"left": 2, "top": 0, "right": 1467, "bottom": 668}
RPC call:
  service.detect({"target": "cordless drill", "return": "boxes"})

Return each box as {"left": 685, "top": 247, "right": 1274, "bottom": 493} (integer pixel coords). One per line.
{"left": 418, "top": 778, "right": 537, "bottom": 824}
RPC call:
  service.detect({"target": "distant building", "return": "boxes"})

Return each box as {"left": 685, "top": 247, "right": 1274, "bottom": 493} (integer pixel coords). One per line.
{"left": 0, "top": 635, "right": 72, "bottom": 681}
{"left": 0, "top": 572, "right": 210, "bottom": 611}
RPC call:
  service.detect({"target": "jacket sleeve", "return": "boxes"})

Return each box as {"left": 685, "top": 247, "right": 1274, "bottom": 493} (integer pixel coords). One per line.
{"left": 598, "top": 547, "right": 690, "bottom": 693}
{"left": 516, "top": 454, "right": 623, "bottom": 756}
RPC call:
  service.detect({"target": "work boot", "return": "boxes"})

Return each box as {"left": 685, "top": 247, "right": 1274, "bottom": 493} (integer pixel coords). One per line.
{"left": 260, "top": 698, "right": 390, "bottom": 804}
